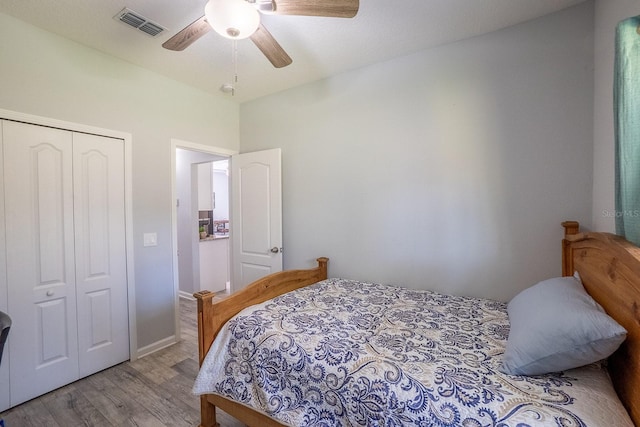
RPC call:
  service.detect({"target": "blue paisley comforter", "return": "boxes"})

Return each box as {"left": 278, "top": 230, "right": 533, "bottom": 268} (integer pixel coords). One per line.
{"left": 193, "top": 278, "right": 632, "bottom": 427}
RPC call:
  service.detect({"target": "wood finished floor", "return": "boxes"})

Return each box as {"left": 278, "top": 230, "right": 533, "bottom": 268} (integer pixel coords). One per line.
{"left": 0, "top": 298, "right": 246, "bottom": 427}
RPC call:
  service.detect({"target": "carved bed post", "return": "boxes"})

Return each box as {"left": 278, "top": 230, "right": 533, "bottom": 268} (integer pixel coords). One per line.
{"left": 561, "top": 221, "right": 580, "bottom": 277}
{"left": 316, "top": 257, "right": 329, "bottom": 279}
{"left": 194, "top": 290, "right": 217, "bottom": 427}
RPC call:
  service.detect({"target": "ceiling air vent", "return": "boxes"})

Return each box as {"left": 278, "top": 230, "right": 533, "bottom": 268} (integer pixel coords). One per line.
{"left": 114, "top": 8, "right": 165, "bottom": 37}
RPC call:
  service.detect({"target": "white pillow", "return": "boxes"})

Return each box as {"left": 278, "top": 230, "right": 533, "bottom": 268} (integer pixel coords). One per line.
{"left": 501, "top": 275, "right": 627, "bottom": 376}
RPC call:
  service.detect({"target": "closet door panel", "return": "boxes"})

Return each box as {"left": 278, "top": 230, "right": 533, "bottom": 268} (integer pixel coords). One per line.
{"left": 73, "top": 132, "right": 128, "bottom": 376}
{"left": 0, "top": 122, "right": 8, "bottom": 412}
{"left": 4, "top": 121, "right": 79, "bottom": 406}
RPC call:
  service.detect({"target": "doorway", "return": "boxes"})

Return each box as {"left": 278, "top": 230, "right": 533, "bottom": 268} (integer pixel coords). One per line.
{"left": 170, "top": 139, "right": 236, "bottom": 340}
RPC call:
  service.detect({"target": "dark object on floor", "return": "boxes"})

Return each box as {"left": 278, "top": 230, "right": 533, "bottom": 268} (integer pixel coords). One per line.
{"left": 0, "top": 311, "right": 11, "bottom": 367}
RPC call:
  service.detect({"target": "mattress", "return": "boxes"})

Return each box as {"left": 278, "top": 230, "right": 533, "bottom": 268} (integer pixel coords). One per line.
{"left": 193, "top": 278, "right": 633, "bottom": 426}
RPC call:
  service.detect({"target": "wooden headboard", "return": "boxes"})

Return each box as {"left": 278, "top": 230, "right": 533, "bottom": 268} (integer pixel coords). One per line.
{"left": 562, "top": 221, "right": 640, "bottom": 426}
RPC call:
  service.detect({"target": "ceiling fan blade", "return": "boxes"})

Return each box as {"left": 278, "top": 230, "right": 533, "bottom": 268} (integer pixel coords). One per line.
{"left": 270, "top": 0, "right": 358, "bottom": 18}
{"left": 162, "top": 15, "right": 211, "bottom": 51}
{"left": 250, "top": 24, "right": 293, "bottom": 68}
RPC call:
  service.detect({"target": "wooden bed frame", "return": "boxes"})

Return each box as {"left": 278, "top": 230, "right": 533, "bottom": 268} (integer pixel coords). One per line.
{"left": 561, "top": 221, "right": 640, "bottom": 425}
{"left": 194, "top": 224, "right": 640, "bottom": 427}
{"left": 193, "top": 257, "right": 328, "bottom": 427}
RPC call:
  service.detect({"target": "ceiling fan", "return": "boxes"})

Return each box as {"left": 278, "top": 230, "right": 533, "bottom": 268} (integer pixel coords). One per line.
{"left": 162, "top": 0, "right": 359, "bottom": 68}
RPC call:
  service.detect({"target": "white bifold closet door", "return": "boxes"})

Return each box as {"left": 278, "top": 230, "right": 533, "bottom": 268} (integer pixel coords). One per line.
{"left": 3, "top": 120, "right": 128, "bottom": 406}
{"left": 72, "top": 132, "right": 128, "bottom": 377}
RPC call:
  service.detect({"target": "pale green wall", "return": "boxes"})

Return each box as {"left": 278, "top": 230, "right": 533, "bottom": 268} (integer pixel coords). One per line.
{"left": 0, "top": 12, "right": 240, "bottom": 351}
{"left": 0, "top": 0, "right": 605, "bottom": 351}
{"left": 240, "top": 2, "right": 595, "bottom": 301}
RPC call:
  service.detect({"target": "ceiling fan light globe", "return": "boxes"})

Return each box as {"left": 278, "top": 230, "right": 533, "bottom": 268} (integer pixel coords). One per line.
{"left": 205, "top": 0, "right": 260, "bottom": 40}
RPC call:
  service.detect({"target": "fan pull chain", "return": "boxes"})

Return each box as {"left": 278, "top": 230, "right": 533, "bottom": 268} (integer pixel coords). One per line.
{"left": 231, "top": 40, "right": 238, "bottom": 96}
{"left": 233, "top": 40, "right": 238, "bottom": 84}
{"left": 220, "top": 41, "right": 239, "bottom": 96}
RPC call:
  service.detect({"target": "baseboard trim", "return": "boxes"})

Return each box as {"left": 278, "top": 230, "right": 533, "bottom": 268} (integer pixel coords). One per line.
{"left": 135, "top": 335, "right": 177, "bottom": 359}
{"left": 179, "top": 290, "right": 195, "bottom": 301}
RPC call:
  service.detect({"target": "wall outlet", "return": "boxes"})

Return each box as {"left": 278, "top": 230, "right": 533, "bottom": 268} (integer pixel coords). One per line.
{"left": 143, "top": 232, "right": 158, "bottom": 247}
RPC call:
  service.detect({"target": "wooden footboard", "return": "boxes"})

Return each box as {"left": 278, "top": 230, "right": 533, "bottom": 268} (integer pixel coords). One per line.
{"left": 193, "top": 257, "right": 328, "bottom": 427}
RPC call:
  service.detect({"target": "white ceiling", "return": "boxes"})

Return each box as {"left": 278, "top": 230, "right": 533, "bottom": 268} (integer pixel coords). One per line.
{"left": 0, "top": 0, "right": 588, "bottom": 103}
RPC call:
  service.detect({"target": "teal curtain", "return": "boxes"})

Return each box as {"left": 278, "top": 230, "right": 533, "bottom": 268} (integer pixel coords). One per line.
{"left": 615, "top": 16, "right": 640, "bottom": 245}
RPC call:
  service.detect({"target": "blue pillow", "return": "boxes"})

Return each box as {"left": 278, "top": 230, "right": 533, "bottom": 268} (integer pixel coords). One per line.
{"left": 501, "top": 275, "right": 627, "bottom": 376}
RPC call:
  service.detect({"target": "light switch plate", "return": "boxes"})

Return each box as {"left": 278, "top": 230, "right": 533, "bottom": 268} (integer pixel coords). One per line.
{"left": 143, "top": 232, "right": 157, "bottom": 247}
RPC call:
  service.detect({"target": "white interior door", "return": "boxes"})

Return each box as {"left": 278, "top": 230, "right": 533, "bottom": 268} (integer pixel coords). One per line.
{"left": 231, "top": 148, "right": 283, "bottom": 289}
{"left": 0, "top": 121, "right": 9, "bottom": 411}
{"left": 4, "top": 121, "right": 79, "bottom": 406}
{"left": 73, "top": 133, "right": 128, "bottom": 377}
